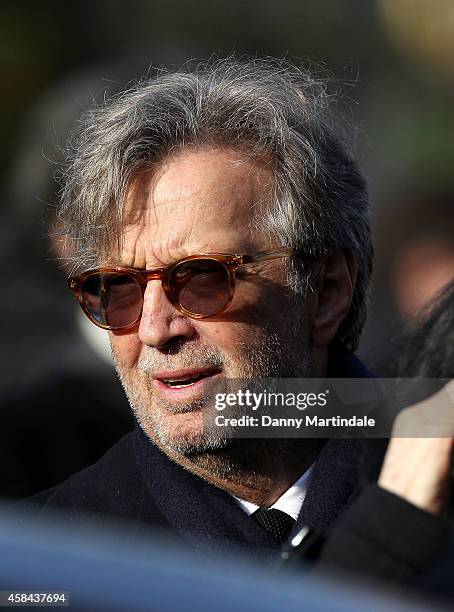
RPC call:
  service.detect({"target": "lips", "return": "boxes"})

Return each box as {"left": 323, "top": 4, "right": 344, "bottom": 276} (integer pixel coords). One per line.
{"left": 159, "top": 373, "right": 208, "bottom": 389}
{"left": 153, "top": 367, "right": 222, "bottom": 394}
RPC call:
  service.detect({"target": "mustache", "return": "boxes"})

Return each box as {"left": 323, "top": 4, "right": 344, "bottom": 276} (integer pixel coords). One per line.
{"left": 137, "top": 343, "right": 225, "bottom": 374}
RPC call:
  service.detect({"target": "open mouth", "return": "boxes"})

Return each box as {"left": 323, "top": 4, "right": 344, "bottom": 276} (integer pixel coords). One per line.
{"left": 162, "top": 373, "right": 210, "bottom": 389}
{"left": 154, "top": 368, "right": 222, "bottom": 393}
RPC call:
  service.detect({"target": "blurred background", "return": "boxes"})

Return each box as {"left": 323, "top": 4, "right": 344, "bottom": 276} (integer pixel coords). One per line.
{"left": 1, "top": 0, "right": 454, "bottom": 499}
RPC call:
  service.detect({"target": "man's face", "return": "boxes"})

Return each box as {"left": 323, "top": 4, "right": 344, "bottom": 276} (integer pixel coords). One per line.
{"left": 110, "top": 146, "right": 312, "bottom": 460}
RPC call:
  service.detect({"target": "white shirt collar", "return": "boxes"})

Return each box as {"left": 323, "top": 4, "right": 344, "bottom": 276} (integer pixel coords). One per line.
{"left": 233, "top": 464, "right": 314, "bottom": 521}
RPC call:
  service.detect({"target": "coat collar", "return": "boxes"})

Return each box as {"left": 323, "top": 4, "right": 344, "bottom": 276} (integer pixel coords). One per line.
{"left": 297, "top": 341, "right": 386, "bottom": 533}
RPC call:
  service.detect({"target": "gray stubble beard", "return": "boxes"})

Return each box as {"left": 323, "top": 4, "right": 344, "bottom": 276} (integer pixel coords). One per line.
{"left": 112, "top": 309, "right": 311, "bottom": 481}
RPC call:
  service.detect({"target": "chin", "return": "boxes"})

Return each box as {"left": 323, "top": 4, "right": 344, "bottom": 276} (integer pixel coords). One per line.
{"left": 142, "top": 410, "right": 230, "bottom": 457}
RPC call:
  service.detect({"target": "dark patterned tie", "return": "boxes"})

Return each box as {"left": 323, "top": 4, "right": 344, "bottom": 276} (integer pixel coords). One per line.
{"left": 252, "top": 508, "right": 295, "bottom": 545}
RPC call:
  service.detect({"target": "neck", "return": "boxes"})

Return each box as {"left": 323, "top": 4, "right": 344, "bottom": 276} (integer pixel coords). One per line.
{"left": 171, "top": 438, "right": 324, "bottom": 506}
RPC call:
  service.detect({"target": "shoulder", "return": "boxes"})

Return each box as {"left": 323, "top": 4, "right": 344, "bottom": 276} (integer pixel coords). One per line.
{"left": 17, "top": 431, "right": 150, "bottom": 520}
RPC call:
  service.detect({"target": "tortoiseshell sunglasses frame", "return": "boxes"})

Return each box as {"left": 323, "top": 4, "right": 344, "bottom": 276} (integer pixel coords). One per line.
{"left": 68, "top": 249, "right": 297, "bottom": 331}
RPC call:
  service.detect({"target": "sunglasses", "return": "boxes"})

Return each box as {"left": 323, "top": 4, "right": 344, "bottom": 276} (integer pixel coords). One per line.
{"left": 68, "top": 250, "right": 296, "bottom": 331}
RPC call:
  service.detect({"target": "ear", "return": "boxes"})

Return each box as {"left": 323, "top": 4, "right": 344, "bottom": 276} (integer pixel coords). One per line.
{"left": 310, "top": 249, "right": 357, "bottom": 348}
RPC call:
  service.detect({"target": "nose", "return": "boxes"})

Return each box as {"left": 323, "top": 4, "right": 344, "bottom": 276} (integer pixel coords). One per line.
{"left": 138, "top": 280, "right": 196, "bottom": 348}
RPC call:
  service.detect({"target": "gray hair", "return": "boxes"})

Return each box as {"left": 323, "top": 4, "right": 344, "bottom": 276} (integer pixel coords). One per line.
{"left": 58, "top": 56, "right": 373, "bottom": 350}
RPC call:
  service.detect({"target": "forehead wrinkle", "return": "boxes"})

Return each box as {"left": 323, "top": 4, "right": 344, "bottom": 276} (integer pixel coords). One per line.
{"left": 119, "top": 147, "right": 276, "bottom": 268}
{"left": 122, "top": 190, "right": 200, "bottom": 269}
{"left": 125, "top": 147, "right": 272, "bottom": 221}
{"left": 121, "top": 226, "right": 190, "bottom": 268}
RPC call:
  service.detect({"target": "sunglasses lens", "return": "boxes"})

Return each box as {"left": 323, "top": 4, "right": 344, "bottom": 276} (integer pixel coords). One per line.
{"left": 170, "top": 259, "right": 231, "bottom": 316}
{"left": 82, "top": 272, "right": 143, "bottom": 329}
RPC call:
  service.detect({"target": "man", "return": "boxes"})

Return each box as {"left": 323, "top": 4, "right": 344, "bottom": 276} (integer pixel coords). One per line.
{"left": 25, "top": 57, "right": 381, "bottom": 558}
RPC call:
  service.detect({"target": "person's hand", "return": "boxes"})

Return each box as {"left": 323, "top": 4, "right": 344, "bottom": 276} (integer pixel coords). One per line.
{"left": 378, "top": 380, "right": 454, "bottom": 516}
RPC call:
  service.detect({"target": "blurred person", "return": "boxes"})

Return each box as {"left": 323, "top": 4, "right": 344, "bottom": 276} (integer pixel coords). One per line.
{"left": 381, "top": 191, "right": 454, "bottom": 318}
{"left": 362, "top": 190, "right": 454, "bottom": 361}
{"left": 20, "top": 57, "right": 385, "bottom": 560}
{"left": 0, "top": 67, "right": 137, "bottom": 499}
{"left": 288, "top": 280, "right": 454, "bottom": 598}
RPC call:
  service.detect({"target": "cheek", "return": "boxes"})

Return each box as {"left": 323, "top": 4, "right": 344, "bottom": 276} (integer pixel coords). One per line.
{"left": 195, "top": 319, "right": 265, "bottom": 354}
{"left": 194, "top": 321, "right": 236, "bottom": 347}
{"left": 109, "top": 332, "right": 142, "bottom": 369}
{"left": 233, "top": 273, "right": 289, "bottom": 317}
